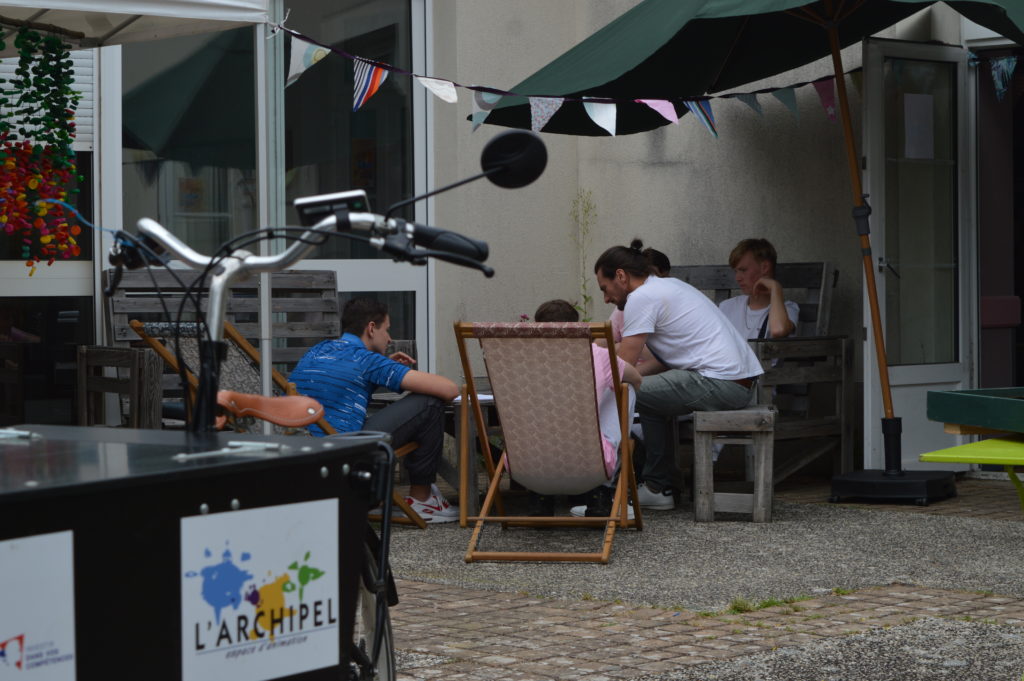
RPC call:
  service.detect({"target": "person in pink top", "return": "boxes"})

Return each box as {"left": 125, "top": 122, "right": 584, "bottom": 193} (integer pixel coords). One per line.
{"left": 531, "top": 299, "right": 642, "bottom": 518}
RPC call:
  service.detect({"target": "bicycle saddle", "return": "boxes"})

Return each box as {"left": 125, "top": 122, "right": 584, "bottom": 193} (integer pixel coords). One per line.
{"left": 215, "top": 391, "right": 325, "bottom": 430}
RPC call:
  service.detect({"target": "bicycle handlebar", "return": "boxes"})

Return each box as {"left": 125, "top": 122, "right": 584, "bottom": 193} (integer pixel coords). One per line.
{"left": 113, "top": 210, "right": 494, "bottom": 336}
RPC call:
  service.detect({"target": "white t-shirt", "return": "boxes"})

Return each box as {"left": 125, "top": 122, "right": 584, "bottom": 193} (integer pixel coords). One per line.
{"left": 719, "top": 295, "right": 801, "bottom": 340}
{"left": 621, "top": 277, "right": 763, "bottom": 380}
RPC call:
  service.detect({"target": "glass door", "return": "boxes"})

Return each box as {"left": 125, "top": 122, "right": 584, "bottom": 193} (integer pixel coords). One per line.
{"left": 863, "top": 39, "right": 975, "bottom": 470}
{"left": 283, "top": 0, "right": 429, "bottom": 368}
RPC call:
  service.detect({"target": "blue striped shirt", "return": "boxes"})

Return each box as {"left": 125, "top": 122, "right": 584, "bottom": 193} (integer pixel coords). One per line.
{"left": 289, "top": 333, "right": 410, "bottom": 436}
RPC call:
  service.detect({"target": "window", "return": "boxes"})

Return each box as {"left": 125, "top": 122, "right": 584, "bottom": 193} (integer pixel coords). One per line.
{"left": 283, "top": 0, "right": 414, "bottom": 259}
{"left": 122, "top": 28, "right": 257, "bottom": 253}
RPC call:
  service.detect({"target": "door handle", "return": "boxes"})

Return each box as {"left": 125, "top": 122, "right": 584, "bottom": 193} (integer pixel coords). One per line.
{"left": 877, "top": 257, "right": 900, "bottom": 279}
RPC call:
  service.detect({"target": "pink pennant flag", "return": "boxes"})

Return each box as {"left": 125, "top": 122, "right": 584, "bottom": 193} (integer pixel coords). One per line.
{"left": 529, "top": 97, "right": 563, "bottom": 132}
{"left": 813, "top": 79, "right": 837, "bottom": 121}
{"left": 636, "top": 99, "right": 679, "bottom": 124}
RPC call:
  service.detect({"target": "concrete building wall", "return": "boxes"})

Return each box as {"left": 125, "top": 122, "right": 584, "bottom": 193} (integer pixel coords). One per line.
{"left": 429, "top": 1, "right": 959, "bottom": 383}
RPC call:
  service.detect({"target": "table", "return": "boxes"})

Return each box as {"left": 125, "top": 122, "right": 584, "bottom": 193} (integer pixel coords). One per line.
{"left": 920, "top": 435, "right": 1024, "bottom": 511}
{"left": 0, "top": 424, "right": 383, "bottom": 680}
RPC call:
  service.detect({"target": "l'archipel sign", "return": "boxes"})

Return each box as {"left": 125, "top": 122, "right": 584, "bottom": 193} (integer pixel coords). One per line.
{"left": 180, "top": 500, "right": 340, "bottom": 681}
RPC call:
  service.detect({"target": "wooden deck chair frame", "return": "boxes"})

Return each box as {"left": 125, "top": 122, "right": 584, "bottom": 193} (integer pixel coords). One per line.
{"left": 454, "top": 321, "right": 643, "bottom": 564}
{"left": 131, "top": 318, "right": 428, "bottom": 527}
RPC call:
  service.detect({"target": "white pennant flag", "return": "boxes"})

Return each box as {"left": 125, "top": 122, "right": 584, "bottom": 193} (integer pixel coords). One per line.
{"left": 416, "top": 76, "right": 458, "bottom": 103}
{"left": 287, "top": 35, "right": 330, "bottom": 87}
{"left": 529, "top": 96, "right": 563, "bottom": 132}
{"left": 471, "top": 89, "right": 502, "bottom": 131}
{"left": 583, "top": 100, "right": 616, "bottom": 135}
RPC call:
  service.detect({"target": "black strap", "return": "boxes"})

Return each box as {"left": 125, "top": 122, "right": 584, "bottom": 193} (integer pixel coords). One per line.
{"left": 757, "top": 313, "right": 770, "bottom": 340}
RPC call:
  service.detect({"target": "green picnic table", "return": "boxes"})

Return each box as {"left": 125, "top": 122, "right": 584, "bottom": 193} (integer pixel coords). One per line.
{"left": 920, "top": 436, "right": 1024, "bottom": 512}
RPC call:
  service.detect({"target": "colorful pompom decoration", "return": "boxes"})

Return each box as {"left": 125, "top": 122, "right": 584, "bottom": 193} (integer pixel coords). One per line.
{"left": 0, "top": 28, "right": 81, "bottom": 275}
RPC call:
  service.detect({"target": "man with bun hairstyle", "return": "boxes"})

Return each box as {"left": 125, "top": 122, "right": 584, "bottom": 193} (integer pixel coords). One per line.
{"left": 593, "top": 239, "right": 763, "bottom": 510}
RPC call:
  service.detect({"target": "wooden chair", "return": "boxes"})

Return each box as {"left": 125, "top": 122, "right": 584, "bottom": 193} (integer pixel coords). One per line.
{"left": 455, "top": 321, "right": 642, "bottom": 564}
{"left": 669, "top": 261, "right": 852, "bottom": 482}
{"left": 670, "top": 261, "right": 837, "bottom": 336}
{"left": 77, "top": 345, "right": 163, "bottom": 429}
{"left": 104, "top": 268, "right": 340, "bottom": 376}
{"left": 129, "top": 319, "right": 315, "bottom": 434}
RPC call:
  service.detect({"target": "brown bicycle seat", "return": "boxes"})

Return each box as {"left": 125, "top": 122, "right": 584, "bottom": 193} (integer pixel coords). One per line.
{"left": 215, "top": 391, "right": 325, "bottom": 429}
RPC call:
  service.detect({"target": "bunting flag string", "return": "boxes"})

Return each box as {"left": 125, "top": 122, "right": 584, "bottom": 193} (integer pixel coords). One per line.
{"left": 353, "top": 59, "right": 388, "bottom": 112}
{"left": 269, "top": 22, "right": 1015, "bottom": 139}
{"left": 273, "top": 23, "right": 865, "bottom": 114}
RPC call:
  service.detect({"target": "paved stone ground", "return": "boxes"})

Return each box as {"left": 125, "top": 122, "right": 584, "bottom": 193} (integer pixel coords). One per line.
{"left": 393, "top": 581, "right": 1024, "bottom": 680}
{"left": 388, "top": 476, "right": 1024, "bottom": 680}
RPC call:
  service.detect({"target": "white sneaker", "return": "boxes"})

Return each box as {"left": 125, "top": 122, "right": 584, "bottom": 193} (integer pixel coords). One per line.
{"left": 636, "top": 483, "right": 675, "bottom": 510}
{"left": 570, "top": 504, "right": 635, "bottom": 519}
{"left": 405, "top": 487, "right": 459, "bottom": 524}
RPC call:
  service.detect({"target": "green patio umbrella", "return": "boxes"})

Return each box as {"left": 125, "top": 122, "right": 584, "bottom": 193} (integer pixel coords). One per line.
{"left": 481, "top": 0, "right": 1024, "bottom": 500}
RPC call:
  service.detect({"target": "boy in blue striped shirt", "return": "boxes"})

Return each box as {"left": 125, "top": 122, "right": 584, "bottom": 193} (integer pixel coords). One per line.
{"left": 291, "top": 298, "right": 460, "bottom": 523}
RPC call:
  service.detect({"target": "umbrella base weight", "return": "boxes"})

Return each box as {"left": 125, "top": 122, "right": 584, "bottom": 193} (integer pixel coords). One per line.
{"left": 829, "top": 470, "right": 957, "bottom": 506}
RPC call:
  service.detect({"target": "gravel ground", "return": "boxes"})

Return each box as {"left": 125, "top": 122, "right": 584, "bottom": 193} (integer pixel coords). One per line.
{"left": 638, "top": 618, "right": 1024, "bottom": 681}
{"left": 388, "top": 501, "right": 1024, "bottom": 612}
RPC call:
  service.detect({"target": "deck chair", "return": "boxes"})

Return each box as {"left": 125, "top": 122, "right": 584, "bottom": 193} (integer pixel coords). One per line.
{"left": 454, "top": 321, "right": 643, "bottom": 564}
{"left": 129, "top": 319, "right": 324, "bottom": 435}
{"left": 132, "top": 319, "right": 429, "bottom": 527}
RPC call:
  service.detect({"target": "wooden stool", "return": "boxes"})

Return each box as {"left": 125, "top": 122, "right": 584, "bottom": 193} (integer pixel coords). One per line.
{"left": 693, "top": 405, "right": 776, "bottom": 522}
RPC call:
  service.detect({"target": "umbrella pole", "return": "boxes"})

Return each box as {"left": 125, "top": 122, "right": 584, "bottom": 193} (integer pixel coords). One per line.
{"left": 824, "top": 14, "right": 955, "bottom": 506}
{"left": 826, "top": 24, "right": 904, "bottom": 476}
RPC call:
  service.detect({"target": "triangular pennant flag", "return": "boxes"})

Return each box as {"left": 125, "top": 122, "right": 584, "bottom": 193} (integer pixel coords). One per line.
{"left": 772, "top": 87, "right": 799, "bottom": 118}
{"left": 416, "top": 76, "right": 458, "bottom": 103}
{"left": 683, "top": 99, "right": 717, "bottom": 137}
{"left": 471, "top": 89, "right": 502, "bottom": 131}
{"left": 636, "top": 99, "right": 679, "bottom": 124}
{"left": 583, "top": 100, "right": 616, "bottom": 135}
{"left": 734, "top": 93, "right": 762, "bottom": 115}
{"left": 353, "top": 58, "right": 389, "bottom": 112}
{"left": 991, "top": 56, "right": 1018, "bottom": 102}
{"left": 528, "top": 96, "right": 563, "bottom": 132}
{"left": 286, "top": 35, "right": 329, "bottom": 87}
{"left": 812, "top": 79, "right": 837, "bottom": 121}
{"left": 849, "top": 71, "right": 863, "bottom": 97}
